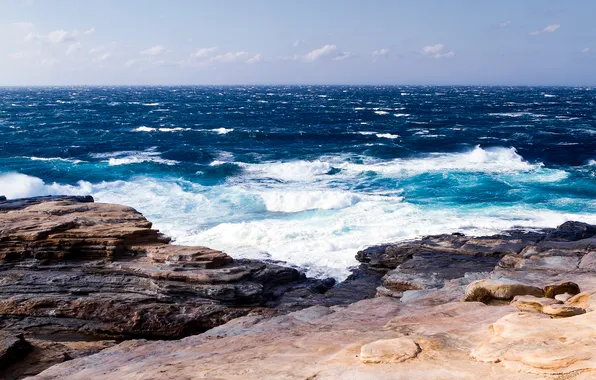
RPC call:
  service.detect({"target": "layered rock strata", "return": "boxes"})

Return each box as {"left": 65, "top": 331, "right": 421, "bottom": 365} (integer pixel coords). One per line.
{"left": 30, "top": 219, "right": 596, "bottom": 379}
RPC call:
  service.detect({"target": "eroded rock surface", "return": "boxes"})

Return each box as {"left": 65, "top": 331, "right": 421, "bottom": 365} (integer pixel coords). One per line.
{"left": 4, "top": 196, "right": 596, "bottom": 379}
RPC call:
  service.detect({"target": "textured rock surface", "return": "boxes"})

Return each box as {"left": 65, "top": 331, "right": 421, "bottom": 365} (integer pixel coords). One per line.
{"left": 2, "top": 197, "right": 595, "bottom": 379}
{"left": 464, "top": 279, "right": 545, "bottom": 301}
{"left": 28, "top": 220, "right": 596, "bottom": 379}
{"left": 1, "top": 196, "right": 370, "bottom": 377}
{"left": 359, "top": 338, "right": 420, "bottom": 364}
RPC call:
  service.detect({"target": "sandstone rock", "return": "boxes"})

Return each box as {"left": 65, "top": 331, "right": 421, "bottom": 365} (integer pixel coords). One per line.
{"left": 542, "top": 304, "right": 586, "bottom": 317}
{"left": 565, "top": 292, "right": 593, "bottom": 310}
{"left": 544, "top": 281, "right": 581, "bottom": 298}
{"left": 512, "top": 295, "right": 560, "bottom": 313}
{"left": 471, "top": 310, "right": 596, "bottom": 375}
{"left": 579, "top": 252, "right": 596, "bottom": 270}
{"left": 464, "top": 279, "right": 544, "bottom": 302}
{"left": 359, "top": 338, "right": 420, "bottom": 364}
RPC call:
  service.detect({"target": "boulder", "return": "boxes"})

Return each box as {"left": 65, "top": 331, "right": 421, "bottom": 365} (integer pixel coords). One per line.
{"left": 0, "top": 196, "right": 6, "bottom": 202}
{"left": 359, "top": 338, "right": 420, "bottom": 364}
{"left": 464, "top": 279, "right": 544, "bottom": 302}
{"left": 544, "top": 282, "right": 580, "bottom": 298}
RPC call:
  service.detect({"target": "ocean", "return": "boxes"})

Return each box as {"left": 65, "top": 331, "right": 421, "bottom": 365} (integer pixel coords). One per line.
{"left": 0, "top": 86, "right": 595, "bottom": 279}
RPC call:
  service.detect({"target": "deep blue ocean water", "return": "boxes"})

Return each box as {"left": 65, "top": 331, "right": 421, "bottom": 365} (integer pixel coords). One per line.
{"left": 1, "top": 86, "right": 595, "bottom": 279}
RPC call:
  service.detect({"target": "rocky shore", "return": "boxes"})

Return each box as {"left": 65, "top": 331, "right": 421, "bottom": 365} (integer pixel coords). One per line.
{"left": 1, "top": 195, "right": 596, "bottom": 379}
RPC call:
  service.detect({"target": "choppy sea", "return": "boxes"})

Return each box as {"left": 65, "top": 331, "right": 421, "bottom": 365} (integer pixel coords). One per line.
{"left": 1, "top": 86, "right": 595, "bottom": 279}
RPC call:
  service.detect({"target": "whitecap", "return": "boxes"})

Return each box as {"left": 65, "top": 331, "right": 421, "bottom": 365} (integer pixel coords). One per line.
{"left": 132, "top": 126, "right": 156, "bottom": 132}
{"left": 374, "top": 111, "right": 389, "bottom": 115}
{"left": 260, "top": 190, "right": 360, "bottom": 213}
{"left": 394, "top": 113, "right": 410, "bottom": 117}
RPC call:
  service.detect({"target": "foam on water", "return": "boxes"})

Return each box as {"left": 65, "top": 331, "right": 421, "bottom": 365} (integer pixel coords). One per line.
{"left": 91, "top": 150, "right": 178, "bottom": 166}
{"left": 1, "top": 168, "right": 594, "bottom": 280}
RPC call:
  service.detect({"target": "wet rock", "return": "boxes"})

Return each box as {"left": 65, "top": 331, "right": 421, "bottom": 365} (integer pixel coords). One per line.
{"left": 464, "top": 279, "right": 544, "bottom": 302}
{"left": 544, "top": 281, "right": 580, "bottom": 298}
{"left": 545, "top": 221, "right": 596, "bottom": 241}
{"left": 0, "top": 196, "right": 6, "bottom": 202}
{"left": 359, "top": 338, "right": 420, "bottom": 364}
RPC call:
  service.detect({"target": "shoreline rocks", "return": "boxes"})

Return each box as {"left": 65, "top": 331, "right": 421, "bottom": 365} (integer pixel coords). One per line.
{"left": 2, "top": 195, "right": 596, "bottom": 379}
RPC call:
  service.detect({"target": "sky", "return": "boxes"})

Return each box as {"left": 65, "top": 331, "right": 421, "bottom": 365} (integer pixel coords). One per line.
{"left": 0, "top": 0, "right": 595, "bottom": 85}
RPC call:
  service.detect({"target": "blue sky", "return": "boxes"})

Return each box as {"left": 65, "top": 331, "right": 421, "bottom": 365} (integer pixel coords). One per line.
{"left": 0, "top": 0, "right": 595, "bottom": 85}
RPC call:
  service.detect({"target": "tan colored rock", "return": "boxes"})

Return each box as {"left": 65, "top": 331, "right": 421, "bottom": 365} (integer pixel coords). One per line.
{"left": 464, "top": 279, "right": 544, "bottom": 302}
{"left": 471, "top": 310, "right": 596, "bottom": 375}
{"left": 566, "top": 292, "right": 593, "bottom": 310}
{"left": 511, "top": 295, "right": 559, "bottom": 313}
{"left": 544, "top": 281, "right": 580, "bottom": 298}
{"left": 542, "top": 304, "right": 586, "bottom": 317}
{"left": 359, "top": 338, "right": 420, "bottom": 364}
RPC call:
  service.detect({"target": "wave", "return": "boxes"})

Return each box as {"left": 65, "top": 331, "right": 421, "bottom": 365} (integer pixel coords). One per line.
{"left": 260, "top": 190, "right": 361, "bottom": 213}
{"left": 355, "top": 131, "right": 400, "bottom": 139}
{"left": 374, "top": 111, "right": 389, "bottom": 115}
{"left": 1, "top": 171, "right": 594, "bottom": 280}
{"left": 28, "top": 156, "right": 84, "bottom": 164}
{"left": 212, "top": 128, "right": 234, "bottom": 135}
{"left": 242, "top": 146, "right": 546, "bottom": 182}
{"left": 91, "top": 149, "right": 178, "bottom": 166}
{"left": 132, "top": 126, "right": 192, "bottom": 132}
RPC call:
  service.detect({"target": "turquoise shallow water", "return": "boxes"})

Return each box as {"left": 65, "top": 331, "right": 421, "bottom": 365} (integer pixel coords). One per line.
{"left": 0, "top": 86, "right": 595, "bottom": 279}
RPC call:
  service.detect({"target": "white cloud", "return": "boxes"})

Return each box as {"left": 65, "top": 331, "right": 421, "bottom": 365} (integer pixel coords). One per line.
{"left": 500, "top": 21, "right": 511, "bottom": 27}
{"left": 303, "top": 44, "right": 337, "bottom": 62}
{"left": 293, "top": 39, "right": 305, "bottom": 47}
{"left": 125, "top": 59, "right": 137, "bottom": 67}
{"left": 582, "top": 47, "right": 590, "bottom": 53}
{"left": 83, "top": 27, "right": 95, "bottom": 35}
{"left": 212, "top": 51, "right": 249, "bottom": 63}
{"left": 140, "top": 45, "right": 166, "bottom": 56}
{"left": 191, "top": 46, "right": 218, "bottom": 59}
{"left": 333, "top": 52, "right": 353, "bottom": 61}
{"left": 372, "top": 48, "right": 390, "bottom": 58}
{"left": 66, "top": 42, "right": 82, "bottom": 55}
{"left": 246, "top": 53, "right": 263, "bottom": 64}
{"left": 530, "top": 24, "right": 560, "bottom": 35}
{"left": 26, "top": 29, "right": 77, "bottom": 44}
{"left": 421, "top": 43, "right": 455, "bottom": 58}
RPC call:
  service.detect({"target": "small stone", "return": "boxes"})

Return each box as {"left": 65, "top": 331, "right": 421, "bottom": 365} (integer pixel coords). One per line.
{"left": 544, "top": 282, "right": 580, "bottom": 299}
{"left": 542, "top": 304, "right": 586, "bottom": 317}
{"left": 464, "top": 279, "right": 544, "bottom": 302}
{"left": 359, "top": 338, "right": 420, "bottom": 364}
{"left": 555, "top": 293, "right": 573, "bottom": 302}
{"left": 512, "top": 295, "right": 560, "bottom": 313}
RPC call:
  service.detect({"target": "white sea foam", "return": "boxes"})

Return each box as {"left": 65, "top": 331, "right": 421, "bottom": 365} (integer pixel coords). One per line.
{"left": 91, "top": 149, "right": 178, "bottom": 166}
{"left": 261, "top": 190, "right": 360, "bottom": 213}
{"left": 133, "top": 126, "right": 156, "bottom": 132}
{"left": 212, "top": 128, "right": 234, "bottom": 135}
{"left": 394, "top": 113, "right": 410, "bottom": 117}
{"left": 1, "top": 168, "right": 593, "bottom": 280}
{"left": 28, "top": 157, "right": 84, "bottom": 164}
{"left": 375, "top": 133, "right": 399, "bottom": 139}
